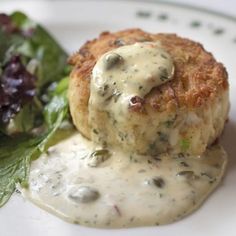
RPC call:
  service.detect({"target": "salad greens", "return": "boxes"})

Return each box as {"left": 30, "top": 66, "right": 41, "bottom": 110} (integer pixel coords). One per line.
{"left": 0, "top": 12, "right": 72, "bottom": 207}
{"left": 0, "top": 11, "right": 68, "bottom": 133}
{"left": 0, "top": 11, "right": 68, "bottom": 89}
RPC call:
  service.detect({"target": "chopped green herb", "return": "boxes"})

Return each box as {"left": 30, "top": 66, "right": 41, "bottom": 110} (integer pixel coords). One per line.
{"left": 180, "top": 139, "right": 190, "bottom": 151}
{"left": 153, "top": 177, "right": 165, "bottom": 188}
{"left": 92, "top": 129, "right": 98, "bottom": 134}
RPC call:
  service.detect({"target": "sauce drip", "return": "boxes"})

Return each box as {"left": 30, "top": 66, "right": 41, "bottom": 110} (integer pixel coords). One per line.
{"left": 89, "top": 42, "right": 175, "bottom": 147}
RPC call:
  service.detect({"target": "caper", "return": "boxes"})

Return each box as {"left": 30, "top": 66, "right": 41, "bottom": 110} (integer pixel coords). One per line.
{"left": 87, "top": 149, "right": 110, "bottom": 167}
{"left": 104, "top": 53, "right": 123, "bottom": 70}
{"left": 177, "top": 171, "right": 198, "bottom": 180}
{"left": 68, "top": 186, "right": 100, "bottom": 203}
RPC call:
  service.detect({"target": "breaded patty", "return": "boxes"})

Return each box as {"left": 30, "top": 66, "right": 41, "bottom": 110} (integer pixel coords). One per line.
{"left": 68, "top": 29, "right": 229, "bottom": 155}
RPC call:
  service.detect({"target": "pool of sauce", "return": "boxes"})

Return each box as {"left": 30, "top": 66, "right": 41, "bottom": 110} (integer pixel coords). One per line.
{"left": 21, "top": 133, "right": 227, "bottom": 228}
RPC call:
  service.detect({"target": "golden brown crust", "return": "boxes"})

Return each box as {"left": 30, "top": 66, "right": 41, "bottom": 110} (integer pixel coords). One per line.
{"left": 69, "top": 28, "right": 228, "bottom": 115}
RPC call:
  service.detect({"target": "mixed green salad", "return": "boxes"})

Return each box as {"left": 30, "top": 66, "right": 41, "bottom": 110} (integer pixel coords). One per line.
{"left": 0, "top": 12, "right": 72, "bottom": 206}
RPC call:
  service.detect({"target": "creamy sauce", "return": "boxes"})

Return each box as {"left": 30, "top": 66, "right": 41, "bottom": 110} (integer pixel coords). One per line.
{"left": 21, "top": 133, "right": 227, "bottom": 228}
{"left": 89, "top": 41, "right": 174, "bottom": 147}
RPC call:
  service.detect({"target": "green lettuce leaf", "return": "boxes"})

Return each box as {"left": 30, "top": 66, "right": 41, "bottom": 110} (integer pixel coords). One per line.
{"left": 0, "top": 134, "right": 41, "bottom": 207}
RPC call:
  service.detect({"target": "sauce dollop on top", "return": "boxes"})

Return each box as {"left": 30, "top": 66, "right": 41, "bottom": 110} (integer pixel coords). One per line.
{"left": 88, "top": 42, "right": 175, "bottom": 149}
{"left": 89, "top": 42, "right": 174, "bottom": 122}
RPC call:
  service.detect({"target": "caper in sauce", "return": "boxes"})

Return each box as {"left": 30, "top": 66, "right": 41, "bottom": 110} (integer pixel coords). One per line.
{"left": 103, "top": 53, "right": 124, "bottom": 70}
{"left": 87, "top": 149, "right": 111, "bottom": 167}
{"left": 177, "top": 171, "right": 199, "bottom": 180}
{"left": 68, "top": 186, "right": 100, "bottom": 203}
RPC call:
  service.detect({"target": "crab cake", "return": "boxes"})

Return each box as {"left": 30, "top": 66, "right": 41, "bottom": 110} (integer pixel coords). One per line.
{"left": 68, "top": 29, "right": 229, "bottom": 155}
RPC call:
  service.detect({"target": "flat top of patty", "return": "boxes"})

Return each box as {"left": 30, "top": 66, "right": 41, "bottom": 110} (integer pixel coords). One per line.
{"left": 69, "top": 28, "right": 228, "bottom": 113}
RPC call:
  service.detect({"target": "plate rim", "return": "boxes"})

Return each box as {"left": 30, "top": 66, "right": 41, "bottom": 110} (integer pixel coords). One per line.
{"left": 1, "top": 0, "right": 235, "bottom": 23}
{"left": 7, "top": 0, "right": 236, "bottom": 22}
{"left": 122, "top": 0, "right": 236, "bottom": 23}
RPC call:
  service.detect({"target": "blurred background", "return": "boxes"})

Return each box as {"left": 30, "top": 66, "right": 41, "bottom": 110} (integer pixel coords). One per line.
{"left": 156, "top": 0, "right": 235, "bottom": 15}
{"left": 1, "top": 0, "right": 236, "bottom": 16}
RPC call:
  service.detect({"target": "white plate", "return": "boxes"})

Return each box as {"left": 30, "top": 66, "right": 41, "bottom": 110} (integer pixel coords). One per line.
{"left": 0, "top": 1, "right": 236, "bottom": 236}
